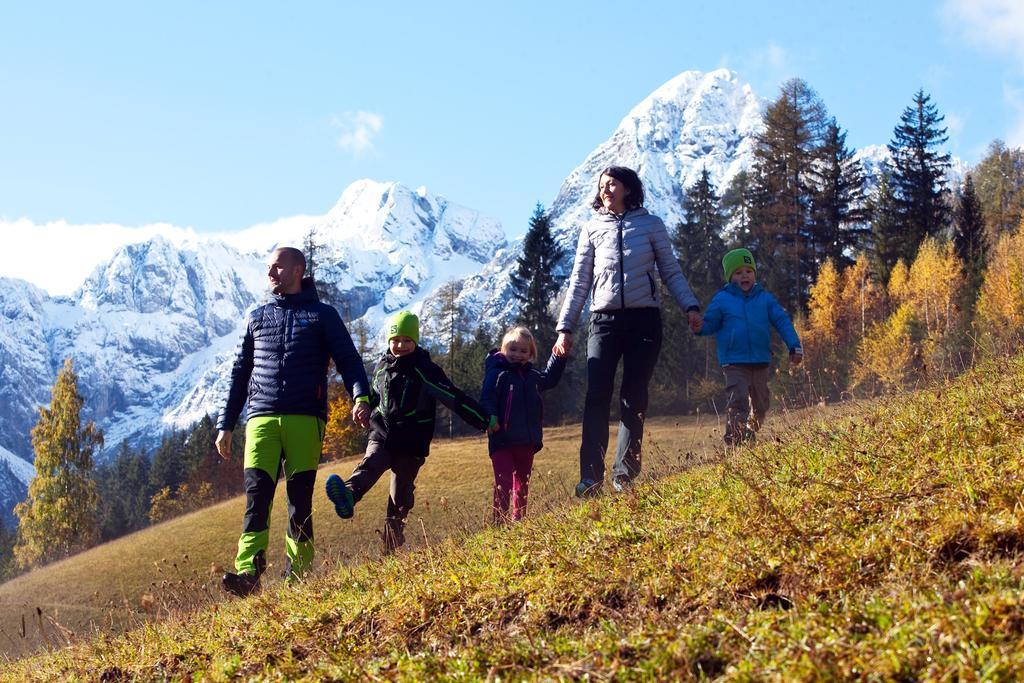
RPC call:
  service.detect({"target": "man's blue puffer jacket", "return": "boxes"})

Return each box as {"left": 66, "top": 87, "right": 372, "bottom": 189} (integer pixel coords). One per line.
{"left": 217, "top": 278, "right": 369, "bottom": 432}
{"left": 697, "top": 283, "right": 802, "bottom": 365}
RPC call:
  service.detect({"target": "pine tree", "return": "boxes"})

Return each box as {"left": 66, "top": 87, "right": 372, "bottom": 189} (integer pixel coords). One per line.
{"left": 721, "top": 170, "right": 757, "bottom": 248}
{"left": 14, "top": 359, "right": 102, "bottom": 569}
{"left": 510, "top": 203, "right": 565, "bottom": 351}
{"left": 148, "top": 430, "right": 188, "bottom": 493}
{"left": 810, "top": 120, "right": 868, "bottom": 267}
{"left": 302, "top": 228, "right": 323, "bottom": 281}
{"left": 750, "top": 78, "right": 829, "bottom": 311}
{"left": 952, "top": 174, "right": 988, "bottom": 302}
{"left": 96, "top": 440, "right": 153, "bottom": 540}
{"left": 868, "top": 171, "right": 905, "bottom": 284}
{"left": 675, "top": 168, "right": 727, "bottom": 302}
{"left": 887, "top": 89, "right": 952, "bottom": 259}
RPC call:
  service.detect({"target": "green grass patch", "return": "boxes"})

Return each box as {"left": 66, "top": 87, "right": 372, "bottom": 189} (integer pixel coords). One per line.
{"left": 6, "top": 358, "right": 1024, "bottom": 679}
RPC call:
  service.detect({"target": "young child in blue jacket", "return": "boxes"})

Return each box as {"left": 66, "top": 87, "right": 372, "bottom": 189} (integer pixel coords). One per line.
{"left": 695, "top": 249, "right": 803, "bottom": 445}
{"left": 480, "top": 326, "right": 566, "bottom": 523}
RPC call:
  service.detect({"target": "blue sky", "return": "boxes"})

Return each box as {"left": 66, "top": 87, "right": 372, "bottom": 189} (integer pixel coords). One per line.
{"left": 1, "top": 1, "right": 1022, "bottom": 290}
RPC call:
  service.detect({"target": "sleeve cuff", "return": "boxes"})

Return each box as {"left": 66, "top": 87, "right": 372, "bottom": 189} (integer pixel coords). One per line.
{"left": 355, "top": 395, "right": 370, "bottom": 404}
{"left": 686, "top": 306, "right": 700, "bottom": 313}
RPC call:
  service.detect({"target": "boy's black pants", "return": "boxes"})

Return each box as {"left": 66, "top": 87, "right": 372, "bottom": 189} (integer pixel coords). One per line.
{"left": 580, "top": 308, "right": 662, "bottom": 485}
{"left": 348, "top": 441, "right": 425, "bottom": 548}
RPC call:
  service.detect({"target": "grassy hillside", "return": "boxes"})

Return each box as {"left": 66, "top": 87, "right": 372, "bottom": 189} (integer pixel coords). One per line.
{"left": 0, "top": 411, "right": 733, "bottom": 660}
{"left": 8, "top": 356, "right": 1024, "bottom": 679}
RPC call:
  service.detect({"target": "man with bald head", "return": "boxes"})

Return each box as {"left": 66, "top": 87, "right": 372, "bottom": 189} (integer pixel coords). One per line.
{"left": 216, "top": 246, "right": 370, "bottom": 596}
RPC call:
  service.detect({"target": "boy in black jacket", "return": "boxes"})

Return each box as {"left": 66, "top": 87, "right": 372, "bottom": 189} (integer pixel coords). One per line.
{"left": 326, "top": 310, "right": 491, "bottom": 551}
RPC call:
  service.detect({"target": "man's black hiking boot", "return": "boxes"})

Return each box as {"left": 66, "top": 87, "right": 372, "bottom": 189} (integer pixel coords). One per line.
{"left": 222, "top": 571, "right": 261, "bottom": 597}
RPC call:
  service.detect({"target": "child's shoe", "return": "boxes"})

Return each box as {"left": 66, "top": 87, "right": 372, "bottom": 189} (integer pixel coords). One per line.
{"left": 222, "top": 571, "right": 260, "bottom": 597}
{"left": 325, "top": 474, "right": 355, "bottom": 519}
{"left": 574, "top": 479, "right": 601, "bottom": 498}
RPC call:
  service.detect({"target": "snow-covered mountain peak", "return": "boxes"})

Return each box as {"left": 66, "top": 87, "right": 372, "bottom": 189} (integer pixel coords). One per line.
{"left": 548, "top": 69, "right": 766, "bottom": 243}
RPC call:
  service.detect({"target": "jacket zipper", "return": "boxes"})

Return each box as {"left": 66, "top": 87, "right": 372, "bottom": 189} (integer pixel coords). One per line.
{"left": 504, "top": 384, "right": 514, "bottom": 431}
{"left": 617, "top": 215, "right": 626, "bottom": 309}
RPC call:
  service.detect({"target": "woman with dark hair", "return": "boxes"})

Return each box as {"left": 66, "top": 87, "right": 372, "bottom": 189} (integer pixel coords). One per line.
{"left": 553, "top": 166, "right": 702, "bottom": 496}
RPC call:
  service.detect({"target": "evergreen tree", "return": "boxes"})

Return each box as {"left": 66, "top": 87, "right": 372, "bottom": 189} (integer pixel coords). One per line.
{"left": 973, "top": 139, "right": 1024, "bottom": 241}
{"left": 810, "top": 119, "right": 869, "bottom": 266}
{"left": 868, "top": 171, "right": 905, "bottom": 284}
{"left": 721, "top": 170, "right": 757, "bottom": 248}
{"left": 675, "top": 168, "right": 727, "bottom": 302}
{"left": 887, "top": 89, "right": 952, "bottom": 259}
{"left": 0, "top": 520, "right": 15, "bottom": 580}
{"left": 302, "top": 228, "right": 324, "bottom": 281}
{"left": 510, "top": 203, "right": 565, "bottom": 351}
{"left": 750, "top": 78, "right": 829, "bottom": 311}
{"left": 96, "top": 440, "right": 152, "bottom": 540}
{"left": 952, "top": 173, "right": 988, "bottom": 302}
{"left": 14, "top": 359, "right": 102, "bottom": 569}
{"left": 148, "top": 430, "right": 189, "bottom": 493}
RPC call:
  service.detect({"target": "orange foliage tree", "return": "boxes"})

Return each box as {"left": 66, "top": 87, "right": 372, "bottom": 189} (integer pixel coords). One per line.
{"left": 975, "top": 222, "right": 1024, "bottom": 355}
{"left": 322, "top": 376, "right": 369, "bottom": 461}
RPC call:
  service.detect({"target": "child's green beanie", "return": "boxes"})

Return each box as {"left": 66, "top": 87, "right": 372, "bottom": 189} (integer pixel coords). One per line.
{"left": 723, "top": 248, "right": 756, "bottom": 281}
{"left": 387, "top": 310, "right": 420, "bottom": 343}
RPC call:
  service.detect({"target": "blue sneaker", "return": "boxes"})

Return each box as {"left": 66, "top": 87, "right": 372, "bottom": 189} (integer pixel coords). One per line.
{"left": 325, "top": 474, "right": 355, "bottom": 519}
{"left": 574, "top": 479, "right": 601, "bottom": 498}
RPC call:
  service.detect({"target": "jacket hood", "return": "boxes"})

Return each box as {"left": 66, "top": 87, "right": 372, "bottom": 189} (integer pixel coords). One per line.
{"left": 273, "top": 276, "right": 320, "bottom": 308}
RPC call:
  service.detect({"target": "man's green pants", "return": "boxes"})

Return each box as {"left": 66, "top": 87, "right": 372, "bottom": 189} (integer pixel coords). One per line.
{"left": 235, "top": 415, "right": 324, "bottom": 581}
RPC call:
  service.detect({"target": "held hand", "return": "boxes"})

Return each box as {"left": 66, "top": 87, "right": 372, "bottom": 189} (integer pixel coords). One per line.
{"left": 215, "top": 430, "right": 232, "bottom": 460}
{"left": 352, "top": 401, "right": 371, "bottom": 428}
{"left": 687, "top": 310, "right": 703, "bottom": 333}
{"left": 487, "top": 415, "right": 500, "bottom": 434}
{"left": 790, "top": 351, "right": 803, "bottom": 366}
{"left": 553, "top": 332, "right": 573, "bottom": 357}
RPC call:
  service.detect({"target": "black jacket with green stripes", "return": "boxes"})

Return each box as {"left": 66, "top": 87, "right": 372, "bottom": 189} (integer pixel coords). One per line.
{"left": 367, "top": 346, "right": 488, "bottom": 457}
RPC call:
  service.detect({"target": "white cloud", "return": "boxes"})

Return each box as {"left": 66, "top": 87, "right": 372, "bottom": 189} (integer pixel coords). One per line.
{"left": 0, "top": 219, "right": 200, "bottom": 296}
{"left": 719, "top": 42, "right": 793, "bottom": 96}
{"left": 943, "top": 0, "right": 1024, "bottom": 62}
{"left": 1005, "top": 83, "right": 1024, "bottom": 147}
{"left": 945, "top": 111, "right": 966, "bottom": 136}
{"left": 944, "top": 0, "right": 1024, "bottom": 148}
{"left": 331, "top": 110, "right": 384, "bottom": 155}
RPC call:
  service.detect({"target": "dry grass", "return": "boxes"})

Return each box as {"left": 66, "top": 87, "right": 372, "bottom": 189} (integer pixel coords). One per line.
{"left": 0, "top": 405, "right": 806, "bottom": 661}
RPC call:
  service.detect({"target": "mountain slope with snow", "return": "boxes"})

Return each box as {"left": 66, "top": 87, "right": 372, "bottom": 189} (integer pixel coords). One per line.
{"left": 0, "top": 182, "right": 505, "bottom": 526}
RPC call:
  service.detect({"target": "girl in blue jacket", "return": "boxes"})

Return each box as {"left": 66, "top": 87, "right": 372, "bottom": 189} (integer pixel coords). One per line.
{"left": 696, "top": 249, "right": 802, "bottom": 445}
{"left": 480, "top": 327, "right": 566, "bottom": 522}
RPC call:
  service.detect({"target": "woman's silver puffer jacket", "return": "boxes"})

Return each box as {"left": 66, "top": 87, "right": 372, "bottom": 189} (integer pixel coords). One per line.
{"left": 556, "top": 207, "right": 699, "bottom": 332}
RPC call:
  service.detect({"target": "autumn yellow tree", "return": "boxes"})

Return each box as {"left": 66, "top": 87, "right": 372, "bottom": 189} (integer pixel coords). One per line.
{"left": 975, "top": 223, "right": 1024, "bottom": 354}
{"left": 838, "top": 253, "right": 887, "bottom": 342}
{"left": 14, "top": 359, "right": 102, "bottom": 569}
{"left": 855, "top": 238, "right": 965, "bottom": 390}
{"left": 853, "top": 303, "right": 921, "bottom": 391}
{"left": 800, "top": 254, "right": 887, "bottom": 401}
{"left": 322, "top": 376, "right": 368, "bottom": 461}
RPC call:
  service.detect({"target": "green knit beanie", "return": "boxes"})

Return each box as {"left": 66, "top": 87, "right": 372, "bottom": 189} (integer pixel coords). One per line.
{"left": 387, "top": 310, "right": 420, "bottom": 343}
{"left": 722, "top": 248, "right": 756, "bottom": 282}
